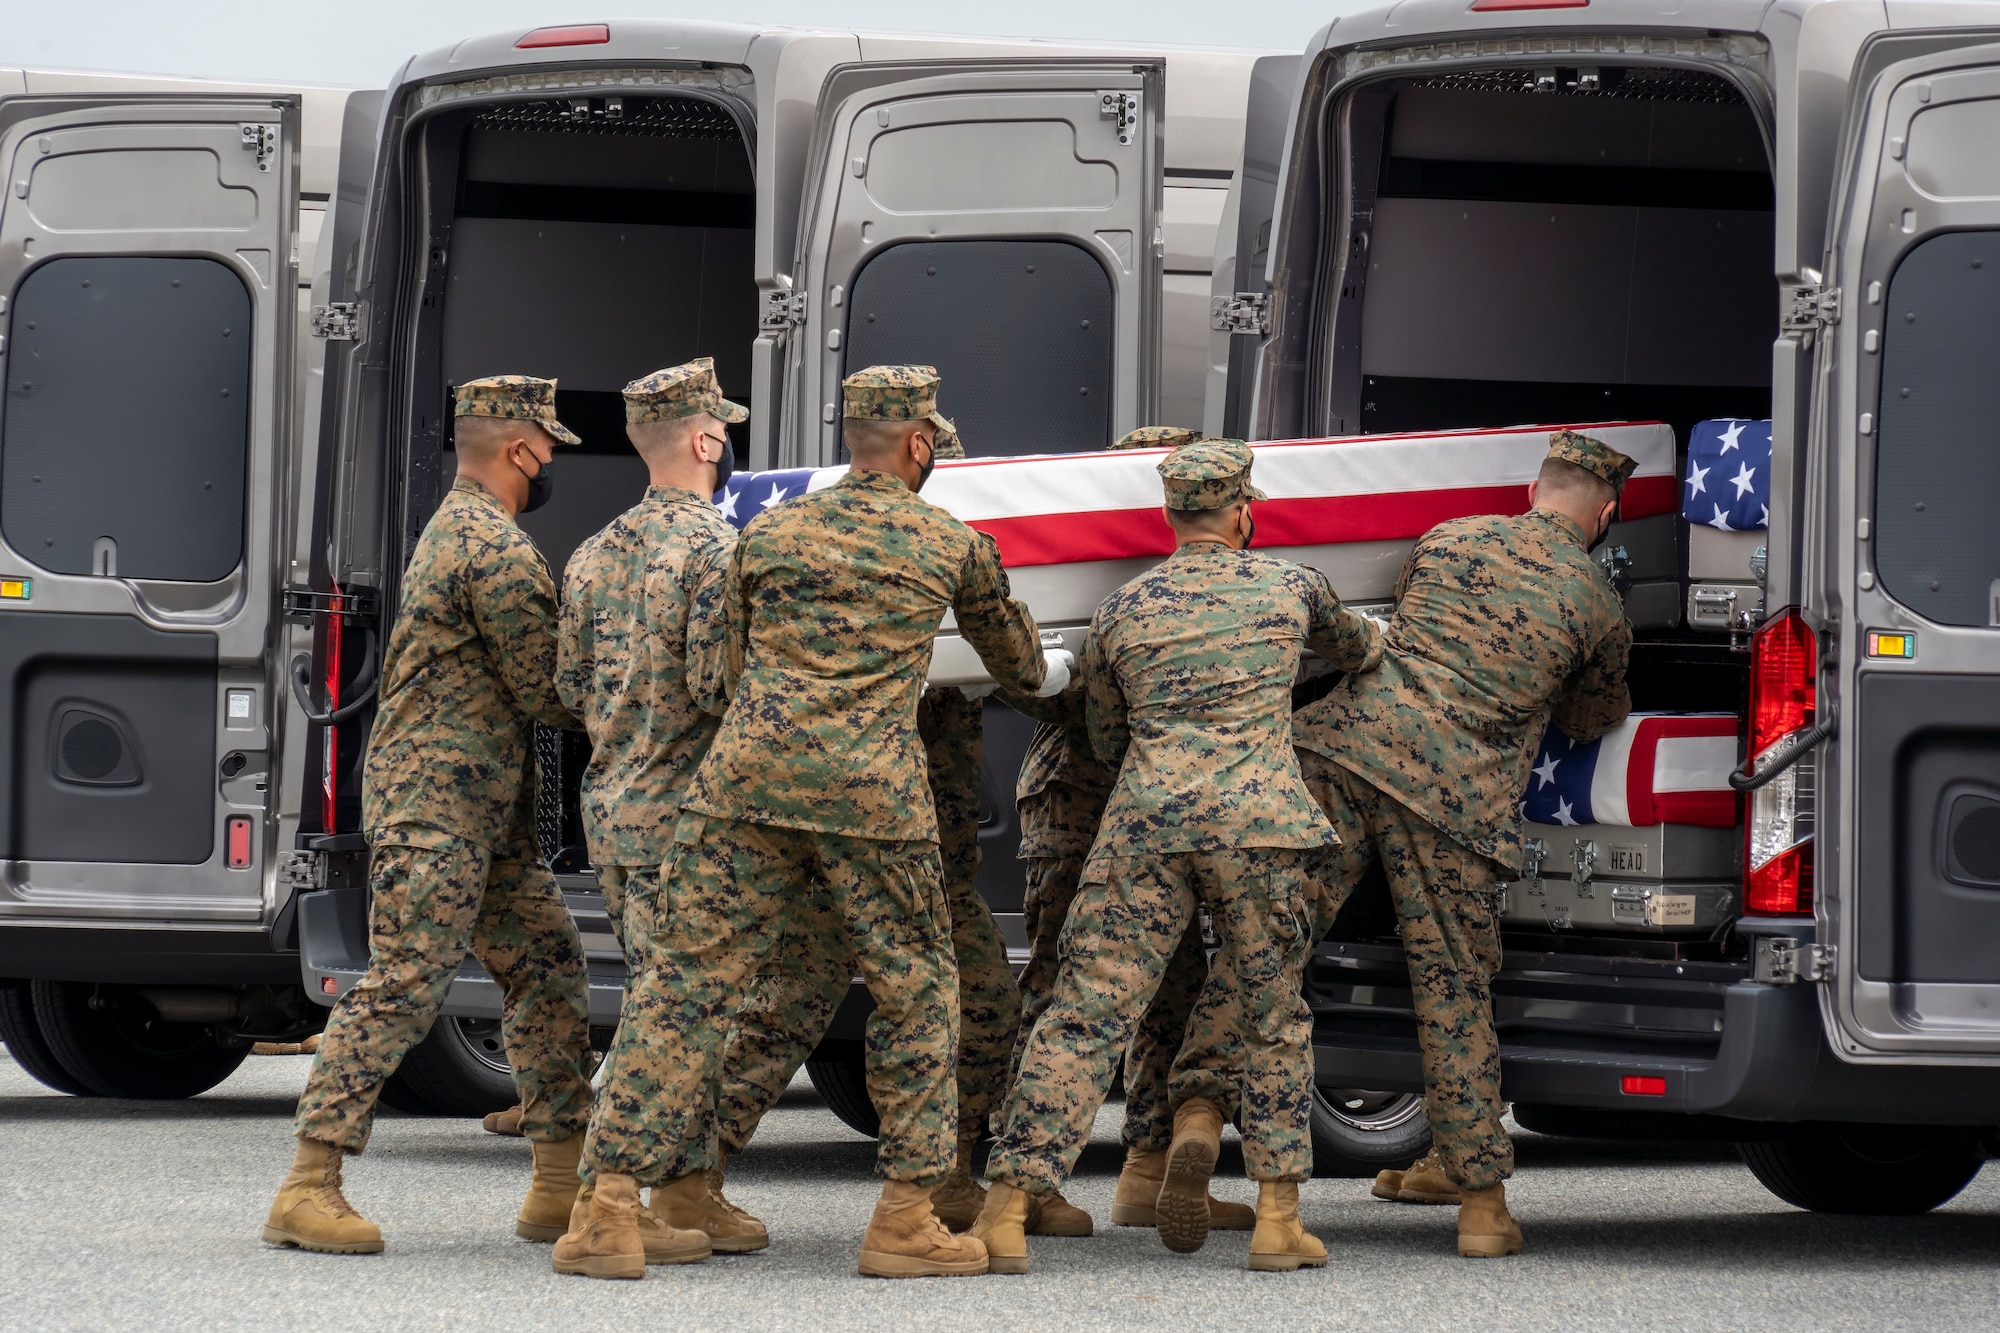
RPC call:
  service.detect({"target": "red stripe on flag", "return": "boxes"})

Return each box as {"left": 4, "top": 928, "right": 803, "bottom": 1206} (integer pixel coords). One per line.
{"left": 1653, "top": 791, "right": 1739, "bottom": 828}
{"left": 969, "top": 474, "right": 1681, "bottom": 569}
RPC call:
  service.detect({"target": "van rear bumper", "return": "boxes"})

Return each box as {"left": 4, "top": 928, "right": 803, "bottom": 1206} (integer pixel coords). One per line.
{"left": 1313, "top": 922, "right": 2000, "bottom": 1126}
{"left": 0, "top": 922, "right": 298, "bottom": 985}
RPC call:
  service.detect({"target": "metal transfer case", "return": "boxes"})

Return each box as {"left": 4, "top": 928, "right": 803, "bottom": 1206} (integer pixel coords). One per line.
{"left": 1504, "top": 819, "right": 1742, "bottom": 935}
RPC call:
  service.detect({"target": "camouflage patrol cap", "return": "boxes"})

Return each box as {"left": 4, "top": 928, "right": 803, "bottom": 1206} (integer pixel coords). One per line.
{"left": 453, "top": 375, "right": 581, "bottom": 445}
{"left": 622, "top": 357, "right": 749, "bottom": 426}
{"left": 1112, "top": 425, "right": 1202, "bottom": 451}
{"left": 1158, "top": 439, "right": 1267, "bottom": 511}
{"left": 842, "top": 364, "right": 950, "bottom": 432}
{"left": 932, "top": 415, "right": 965, "bottom": 460}
{"left": 1548, "top": 430, "right": 1637, "bottom": 494}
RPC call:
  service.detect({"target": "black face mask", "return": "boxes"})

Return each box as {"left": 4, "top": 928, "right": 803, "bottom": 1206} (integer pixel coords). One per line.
{"left": 519, "top": 454, "right": 554, "bottom": 514}
{"left": 913, "top": 433, "right": 937, "bottom": 493}
{"left": 1243, "top": 513, "right": 1257, "bottom": 550}
{"left": 707, "top": 432, "right": 736, "bottom": 494}
{"left": 1587, "top": 502, "right": 1618, "bottom": 553}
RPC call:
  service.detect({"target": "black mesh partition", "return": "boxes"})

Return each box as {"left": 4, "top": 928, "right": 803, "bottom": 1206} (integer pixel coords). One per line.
{"left": 1874, "top": 229, "right": 2000, "bottom": 627}
{"left": 2, "top": 256, "right": 251, "bottom": 582}
{"left": 842, "top": 240, "right": 1114, "bottom": 456}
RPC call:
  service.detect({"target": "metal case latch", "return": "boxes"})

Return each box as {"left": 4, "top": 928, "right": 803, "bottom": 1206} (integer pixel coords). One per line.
{"left": 1521, "top": 836, "right": 1547, "bottom": 897}
{"left": 1570, "top": 839, "right": 1597, "bottom": 894}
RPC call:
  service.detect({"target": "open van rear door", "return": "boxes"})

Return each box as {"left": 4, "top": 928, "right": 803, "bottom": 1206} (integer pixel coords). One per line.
{"left": 787, "top": 59, "right": 1163, "bottom": 464}
{"left": 0, "top": 96, "right": 296, "bottom": 926}
{"left": 1816, "top": 35, "right": 2000, "bottom": 1062}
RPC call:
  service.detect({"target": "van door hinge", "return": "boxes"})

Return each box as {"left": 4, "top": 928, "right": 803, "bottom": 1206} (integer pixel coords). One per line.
{"left": 1210, "top": 292, "right": 1270, "bottom": 335}
{"left": 1752, "top": 937, "right": 1836, "bottom": 985}
{"left": 760, "top": 290, "right": 807, "bottom": 334}
{"left": 277, "top": 849, "right": 326, "bottom": 893}
{"left": 282, "top": 585, "right": 378, "bottom": 624}
{"left": 309, "top": 302, "right": 360, "bottom": 341}
{"left": 1098, "top": 90, "right": 1141, "bottom": 146}
{"left": 239, "top": 122, "right": 279, "bottom": 173}
{"left": 1781, "top": 284, "right": 1841, "bottom": 335}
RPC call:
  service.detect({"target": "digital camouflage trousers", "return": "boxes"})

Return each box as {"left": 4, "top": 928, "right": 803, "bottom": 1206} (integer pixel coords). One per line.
{"left": 1283, "top": 750, "right": 1512, "bottom": 1191}
{"left": 582, "top": 814, "right": 960, "bottom": 1187}
{"left": 294, "top": 829, "right": 594, "bottom": 1152}
{"left": 988, "top": 846, "right": 1315, "bottom": 1193}
{"left": 1011, "top": 853, "right": 1228, "bottom": 1152}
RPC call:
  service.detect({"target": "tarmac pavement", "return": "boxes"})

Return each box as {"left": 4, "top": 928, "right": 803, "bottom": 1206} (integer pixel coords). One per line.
{"left": 3, "top": 1046, "right": 1997, "bottom": 1331}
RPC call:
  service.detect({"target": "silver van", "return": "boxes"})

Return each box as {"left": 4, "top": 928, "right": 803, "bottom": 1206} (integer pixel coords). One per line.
{"left": 0, "top": 26, "right": 1262, "bottom": 1111}
{"left": 1218, "top": 0, "right": 2000, "bottom": 1211}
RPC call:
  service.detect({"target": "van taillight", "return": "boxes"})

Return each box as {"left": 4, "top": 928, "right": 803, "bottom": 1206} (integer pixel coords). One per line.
{"left": 516, "top": 24, "right": 609, "bottom": 48}
{"left": 1745, "top": 610, "right": 1817, "bottom": 916}
{"left": 321, "top": 599, "right": 342, "bottom": 832}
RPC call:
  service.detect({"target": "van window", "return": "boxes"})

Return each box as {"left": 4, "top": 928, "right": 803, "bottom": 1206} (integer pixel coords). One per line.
{"left": 1872, "top": 229, "right": 2000, "bottom": 628}
{"left": 842, "top": 240, "right": 1113, "bottom": 456}
{"left": 2, "top": 256, "right": 250, "bottom": 582}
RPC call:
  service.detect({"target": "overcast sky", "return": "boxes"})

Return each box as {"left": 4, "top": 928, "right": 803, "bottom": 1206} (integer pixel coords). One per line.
{"left": 1, "top": 1, "right": 1356, "bottom": 88}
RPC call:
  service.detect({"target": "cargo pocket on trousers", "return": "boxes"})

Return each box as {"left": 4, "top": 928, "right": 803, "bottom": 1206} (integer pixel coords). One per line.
{"left": 1238, "top": 872, "right": 1308, "bottom": 984}
{"left": 881, "top": 855, "right": 951, "bottom": 949}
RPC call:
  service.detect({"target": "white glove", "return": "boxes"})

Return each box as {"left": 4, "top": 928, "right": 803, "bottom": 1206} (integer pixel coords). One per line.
{"left": 1036, "top": 648, "right": 1076, "bottom": 697}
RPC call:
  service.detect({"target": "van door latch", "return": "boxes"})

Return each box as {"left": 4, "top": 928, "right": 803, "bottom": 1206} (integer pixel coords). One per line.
{"left": 1781, "top": 284, "right": 1840, "bottom": 336}
{"left": 760, "top": 290, "right": 807, "bottom": 334}
{"left": 1211, "top": 293, "right": 1270, "bottom": 336}
{"left": 309, "top": 303, "right": 360, "bottom": 341}
{"left": 1098, "top": 90, "right": 1141, "bottom": 145}
{"left": 1752, "top": 937, "right": 1836, "bottom": 985}
{"left": 240, "top": 123, "right": 278, "bottom": 172}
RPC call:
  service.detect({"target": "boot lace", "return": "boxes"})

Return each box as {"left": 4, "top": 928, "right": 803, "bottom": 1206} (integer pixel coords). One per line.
{"left": 705, "top": 1169, "right": 753, "bottom": 1223}
{"left": 313, "top": 1157, "right": 362, "bottom": 1220}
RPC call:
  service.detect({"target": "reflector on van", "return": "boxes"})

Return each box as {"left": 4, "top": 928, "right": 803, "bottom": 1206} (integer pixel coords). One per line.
{"left": 1469, "top": 0, "right": 1587, "bottom": 9}
{"left": 516, "top": 24, "right": 610, "bottom": 48}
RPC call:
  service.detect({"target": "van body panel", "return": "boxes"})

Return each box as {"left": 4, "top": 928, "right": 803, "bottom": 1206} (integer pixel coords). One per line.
{"left": 1817, "top": 36, "right": 2000, "bottom": 1063}
{"left": 0, "top": 94, "right": 297, "bottom": 929}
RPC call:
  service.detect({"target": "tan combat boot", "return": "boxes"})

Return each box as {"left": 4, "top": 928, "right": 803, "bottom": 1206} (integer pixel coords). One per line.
{"left": 1370, "top": 1162, "right": 1407, "bottom": 1201}
{"left": 1457, "top": 1182, "right": 1524, "bottom": 1258}
{"left": 483, "top": 1103, "right": 525, "bottom": 1137}
{"left": 858, "top": 1179, "right": 989, "bottom": 1278}
{"left": 1026, "top": 1189, "right": 1093, "bottom": 1237}
{"left": 553, "top": 1174, "right": 655, "bottom": 1278}
{"left": 1397, "top": 1148, "right": 1461, "bottom": 1205}
{"left": 968, "top": 1179, "right": 1032, "bottom": 1275}
{"left": 515, "top": 1135, "right": 585, "bottom": 1241}
{"left": 928, "top": 1133, "right": 988, "bottom": 1233}
{"left": 1155, "top": 1098, "right": 1224, "bottom": 1253}
{"left": 647, "top": 1167, "right": 768, "bottom": 1255}
{"left": 263, "top": 1137, "right": 384, "bottom": 1254}
{"left": 1111, "top": 1145, "right": 1255, "bottom": 1230}
{"left": 1246, "top": 1181, "right": 1328, "bottom": 1272}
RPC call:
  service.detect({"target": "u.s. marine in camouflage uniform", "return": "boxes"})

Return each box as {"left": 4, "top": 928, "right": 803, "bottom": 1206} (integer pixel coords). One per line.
{"left": 552, "top": 359, "right": 765, "bottom": 1265}
{"left": 996, "top": 424, "right": 1249, "bottom": 1237}
{"left": 1273, "top": 430, "right": 1632, "bottom": 1258}
{"left": 561, "top": 366, "right": 1052, "bottom": 1281}
{"left": 267, "top": 376, "right": 593, "bottom": 1256}
{"left": 975, "top": 440, "right": 1382, "bottom": 1275}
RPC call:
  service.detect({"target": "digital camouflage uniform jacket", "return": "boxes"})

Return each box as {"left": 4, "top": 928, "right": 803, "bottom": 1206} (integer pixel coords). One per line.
{"left": 556, "top": 485, "right": 736, "bottom": 870}
{"left": 1002, "top": 682, "right": 1114, "bottom": 860}
{"left": 1082, "top": 543, "right": 1384, "bottom": 857}
{"left": 362, "top": 478, "right": 578, "bottom": 848}
{"left": 684, "top": 467, "right": 1046, "bottom": 841}
{"left": 1294, "top": 509, "right": 1632, "bottom": 875}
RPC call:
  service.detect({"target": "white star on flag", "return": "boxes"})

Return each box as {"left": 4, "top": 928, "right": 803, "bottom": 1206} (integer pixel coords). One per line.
{"left": 1685, "top": 462, "right": 1709, "bottom": 498}
{"left": 1552, "top": 797, "right": 1578, "bottom": 827}
{"left": 760, "top": 485, "right": 788, "bottom": 509}
{"left": 715, "top": 489, "right": 740, "bottom": 520}
{"left": 1731, "top": 462, "right": 1757, "bottom": 499}
{"left": 1708, "top": 504, "right": 1734, "bottom": 531}
{"left": 1760, "top": 503, "right": 1769, "bottom": 526}
{"left": 1718, "top": 420, "right": 1746, "bottom": 454}
{"left": 1532, "top": 752, "right": 1561, "bottom": 789}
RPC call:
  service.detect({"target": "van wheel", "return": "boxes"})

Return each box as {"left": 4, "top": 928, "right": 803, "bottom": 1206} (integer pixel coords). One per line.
{"left": 1310, "top": 1086, "right": 1432, "bottom": 1177}
{"left": 29, "top": 981, "right": 246, "bottom": 1099}
{"left": 1739, "top": 1122, "right": 1983, "bottom": 1214}
{"left": 806, "top": 1040, "right": 881, "bottom": 1138}
{"left": 381, "top": 1018, "right": 519, "bottom": 1117}
{"left": 0, "top": 979, "right": 96, "bottom": 1096}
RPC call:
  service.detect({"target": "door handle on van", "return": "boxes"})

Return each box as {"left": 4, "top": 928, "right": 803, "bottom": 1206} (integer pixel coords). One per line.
{"left": 1729, "top": 703, "right": 1838, "bottom": 792}
{"left": 289, "top": 629, "right": 380, "bottom": 726}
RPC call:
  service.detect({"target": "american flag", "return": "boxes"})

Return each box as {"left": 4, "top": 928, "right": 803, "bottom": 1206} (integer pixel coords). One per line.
{"left": 1680, "top": 418, "right": 1772, "bottom": 533}
{"left": 711, "top": 421, "right": 1681, "bottom": 560}
{"left": 1521, "top": 713, "right": 1741, "bottom": 829}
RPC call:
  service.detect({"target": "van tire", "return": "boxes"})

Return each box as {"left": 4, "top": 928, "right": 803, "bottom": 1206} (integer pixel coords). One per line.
{"left": 0, "top": 979, "right": 96, "bottom": 1096}
{"left": 29, "top": 980, "right": 247, "bottom": 1099}
{"left": 1739, "top": 1123, "right": 1983, "bottom": 1214}
{"left": 380, "top": 1017, "right": 518, "bottom": 1117}
{"left": 806, "top": 1040, "right": 881, "bottom": 1138}
{"left": 1310, "top": 1085, "right": 1432, "bottom": 1177}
